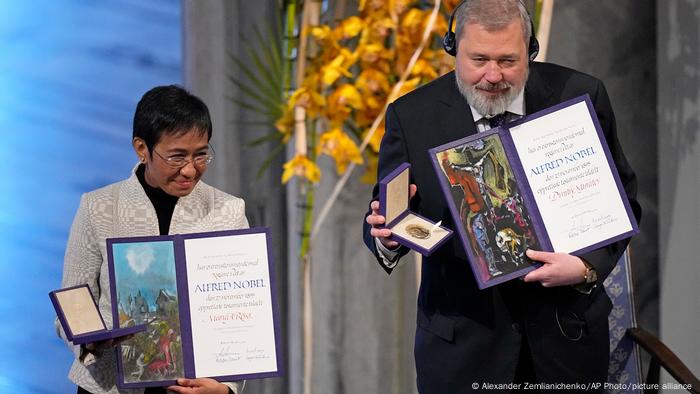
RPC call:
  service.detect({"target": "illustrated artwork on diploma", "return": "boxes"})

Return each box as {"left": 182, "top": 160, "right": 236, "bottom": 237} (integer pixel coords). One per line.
{"left": 111, "top": 240, "right": 183, "bottom": 384}
{"left": 434, "top": 134, "right": 542, "bottom": 282}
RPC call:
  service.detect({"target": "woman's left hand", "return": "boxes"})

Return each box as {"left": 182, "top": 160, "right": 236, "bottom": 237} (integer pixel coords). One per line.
{"left": 166, "top": 378, "right": 230, "bottom": 394}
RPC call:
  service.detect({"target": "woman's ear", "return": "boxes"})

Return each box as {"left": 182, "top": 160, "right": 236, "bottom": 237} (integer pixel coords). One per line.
{"left": 133, "top": 138, "right": 149, "bottom": 163}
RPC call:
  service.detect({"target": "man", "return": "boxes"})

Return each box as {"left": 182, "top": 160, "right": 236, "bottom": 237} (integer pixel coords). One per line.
{"left": 363, "top": 0, "right": 641, "bottom": 392}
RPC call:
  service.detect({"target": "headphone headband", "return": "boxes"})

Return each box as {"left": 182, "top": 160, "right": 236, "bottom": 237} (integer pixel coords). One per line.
{"left": 442, "top": 0, "right": 539, "bottom": 60}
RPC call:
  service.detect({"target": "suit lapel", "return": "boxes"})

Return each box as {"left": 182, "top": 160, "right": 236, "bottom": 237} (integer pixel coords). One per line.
{"left": 116, "top": 173, "right": 160, "bottom": 237}
{"left": 438, "top": 72, "right": 477, "bottom": 141}
{"left": 524, "top": 64, "right": 555, "bottom": 115}
{"left": 169, "top": 183, "right": 213, "bottom": 234}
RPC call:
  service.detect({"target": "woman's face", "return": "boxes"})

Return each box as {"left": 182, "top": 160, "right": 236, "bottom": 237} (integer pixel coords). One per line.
{"left": 133, "top": 130, "right": 210, "bottom": 197}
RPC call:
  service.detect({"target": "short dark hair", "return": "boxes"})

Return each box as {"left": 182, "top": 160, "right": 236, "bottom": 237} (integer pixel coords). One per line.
{"left": 133, "top": 85, "right": 212, "bottom": 151}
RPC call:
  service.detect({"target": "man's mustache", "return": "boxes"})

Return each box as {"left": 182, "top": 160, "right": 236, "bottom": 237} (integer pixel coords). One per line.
{"left": 474, "top": 81, "right": 512, "bottom": 91}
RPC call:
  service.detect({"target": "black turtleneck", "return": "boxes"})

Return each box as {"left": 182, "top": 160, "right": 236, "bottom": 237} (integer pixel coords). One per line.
{"left": 136, "top": 164, "right": 179, "bottom": 235}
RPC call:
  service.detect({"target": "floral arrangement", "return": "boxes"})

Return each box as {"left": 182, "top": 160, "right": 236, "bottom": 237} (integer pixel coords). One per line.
{"left": 278, "top": 0, "right": 460, "bottom": 187}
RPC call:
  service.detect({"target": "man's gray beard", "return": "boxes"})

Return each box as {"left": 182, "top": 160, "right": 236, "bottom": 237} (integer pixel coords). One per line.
{"left": 455, "top": 69, "right": 527, "bottom": 116}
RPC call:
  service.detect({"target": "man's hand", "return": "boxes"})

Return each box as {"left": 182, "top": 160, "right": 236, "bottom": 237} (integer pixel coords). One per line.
{"left": 366, "top": 184, "right": 417, "bottom": 249}
{"left": 166, "top": 378, "right": 230, "bottom": 394}
{"left": 523, "top": 250, "right": 587, "bottom": 287}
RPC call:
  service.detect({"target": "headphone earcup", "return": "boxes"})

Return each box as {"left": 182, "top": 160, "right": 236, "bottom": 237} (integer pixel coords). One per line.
{"left": 443, "top": 31, "right": 457, "bottom": 56}
{"left": 528, "top": 36, "right": 539, "bottom": 61}
{"left": 528, "top": 18, "right": 539, "bottom": 60}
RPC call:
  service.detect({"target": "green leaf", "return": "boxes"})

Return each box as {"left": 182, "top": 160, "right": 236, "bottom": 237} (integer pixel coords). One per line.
{"left": 228, "top": 56, "right": 280, "bottom": 105}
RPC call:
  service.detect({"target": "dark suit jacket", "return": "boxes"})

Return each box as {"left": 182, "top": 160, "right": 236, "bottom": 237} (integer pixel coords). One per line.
{"left": 363, "top": 62, "right": 642, "bottom": 393}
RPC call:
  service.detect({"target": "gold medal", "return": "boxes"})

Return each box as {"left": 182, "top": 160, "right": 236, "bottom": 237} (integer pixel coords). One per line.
{"left": 406, "top": 224, "right": 431, "bottom": 239}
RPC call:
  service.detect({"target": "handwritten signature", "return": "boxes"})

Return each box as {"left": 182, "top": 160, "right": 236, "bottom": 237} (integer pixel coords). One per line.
{"left": 568, "top": 220, "right": 591, "bottom": 238}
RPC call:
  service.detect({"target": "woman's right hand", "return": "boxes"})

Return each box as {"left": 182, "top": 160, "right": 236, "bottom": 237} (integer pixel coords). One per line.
{"left": 84, "top": 334, "right": 134, "bottom": 355}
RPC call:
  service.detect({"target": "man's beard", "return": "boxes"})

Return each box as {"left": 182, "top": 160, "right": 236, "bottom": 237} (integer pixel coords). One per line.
{"left": 455, "top": 68, "right": 527, "bottom": 116}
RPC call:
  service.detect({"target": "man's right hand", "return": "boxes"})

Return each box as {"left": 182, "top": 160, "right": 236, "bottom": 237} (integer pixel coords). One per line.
{"left": 366, "top": 184, "right": 417, "bottom": 249}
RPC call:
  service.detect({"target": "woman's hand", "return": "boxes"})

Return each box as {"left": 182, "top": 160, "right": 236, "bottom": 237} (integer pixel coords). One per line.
{"left": 166, "top": 378, "right": 230, "bottom": 394}
{"left": 84, "top": 334, "right": 134, "bottom": 354}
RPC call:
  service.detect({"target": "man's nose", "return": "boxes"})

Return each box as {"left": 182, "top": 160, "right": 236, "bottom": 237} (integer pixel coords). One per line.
{"left": 484, "top": 61, "right": 503, "bottom": 83}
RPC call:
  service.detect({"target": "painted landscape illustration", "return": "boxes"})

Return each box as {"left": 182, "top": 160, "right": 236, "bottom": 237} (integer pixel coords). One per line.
{"left": 112, "top": 240, "right": 183, "bottom": 383}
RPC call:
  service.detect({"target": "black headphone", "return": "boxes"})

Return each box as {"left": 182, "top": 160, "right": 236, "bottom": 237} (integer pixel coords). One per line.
{"left": 442, "top": 0, "right": 540, "bottom": 60}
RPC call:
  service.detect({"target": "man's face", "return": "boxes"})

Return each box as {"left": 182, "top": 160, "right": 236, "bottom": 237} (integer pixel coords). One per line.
{"left": 134, "top": 130, "right": 210, "bottom": 197}
{"left": 455, "top": 19, "right": 529, "bottom": 116}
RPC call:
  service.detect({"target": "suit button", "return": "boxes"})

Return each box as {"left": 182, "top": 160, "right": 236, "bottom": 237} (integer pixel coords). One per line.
{"left": 512, "top": 323, "right": 522, "bottom": 334}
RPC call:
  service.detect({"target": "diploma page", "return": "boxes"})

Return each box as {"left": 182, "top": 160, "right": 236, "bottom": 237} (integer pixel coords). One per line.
{"left": 508, "top": 99, "right": 634, "bottom": 253}
{"left": 184, "top": 231, "right": 278, "bottom": 378}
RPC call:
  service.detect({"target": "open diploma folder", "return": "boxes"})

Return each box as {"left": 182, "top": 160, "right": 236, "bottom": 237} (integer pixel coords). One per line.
{"left": 106, "top": 227, "right": 282, "bottom": 389}
{"left": 50, "top": 284, "right": 146, "bottom": 345}
{"left": 429, "top": 95, "right": 639, "bottom": 289}
{"left": 379, "top": 163, "right": 453, "bottom": 256}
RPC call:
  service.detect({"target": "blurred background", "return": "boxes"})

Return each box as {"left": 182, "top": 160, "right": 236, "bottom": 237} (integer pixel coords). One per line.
{"left": 0, "top": 1, "right": 697, "bottom": 393}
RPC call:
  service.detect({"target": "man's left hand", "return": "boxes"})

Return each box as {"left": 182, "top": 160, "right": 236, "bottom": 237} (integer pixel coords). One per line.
{"left": 166, "top": 378, "right": 230, "bottom": 394}
{"left": 523, "top": 250, "right": 587, "bottom": 287}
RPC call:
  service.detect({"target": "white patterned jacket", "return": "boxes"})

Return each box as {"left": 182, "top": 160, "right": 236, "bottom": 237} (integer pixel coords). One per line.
{"left": 57, "top": 167, "right": 248, "bottom": 394}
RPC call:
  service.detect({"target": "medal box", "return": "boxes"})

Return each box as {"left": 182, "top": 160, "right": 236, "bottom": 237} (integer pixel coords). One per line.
{"left": 50, "top": 284, "right": 146, "bottom": 345}
{"left": 379, "top": 162, "right": 453, "bottom": 256}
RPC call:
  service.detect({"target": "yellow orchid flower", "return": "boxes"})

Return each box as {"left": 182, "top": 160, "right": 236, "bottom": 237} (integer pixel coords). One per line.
{"left": 321, "top": 54, "right": 354, "bottom": 86}
{"left": 274, "top": 106, "right": 295, "bottom": 143}
{"left": 282, "top": 154, "right": 321, "bottom": 184}
{"left": 411, "top": 58, "right": 438, "bottom": 80}
{"left": 395, "top": 77, "right": 421, "bottom": 99}
{"left": 355, "top": 102, "right": 383, "bottom": 129}
{"left": 317, "top": 128, "right": 364, "bottom": 174}
{"left": 326, "top": 84, "right": 364, "bottom": 125}
{"left": 361, "top": 0, "right": 386, "bottom": 13}
{"left": 390, "top": 0, "right": 413, "bottom": 18}
{"left": 369, "top": 17, "right": 396, "bottom": 39}
{"left": 358, "top": 43, "right": 387, "bottom": 64}
{"left": 334, "top": 16, "right": 365, "bottom": 39}
{"left": 310, "top": 25, "right": 332, "bottom": 41}
{"left": 289, "top": 86, "right": 326, "bottom": 118}
{"left": 331, "top": 84, "right": 364, "bottom": 109}
{"left": 401, "top": 8, "right": 425, "bottom": 37}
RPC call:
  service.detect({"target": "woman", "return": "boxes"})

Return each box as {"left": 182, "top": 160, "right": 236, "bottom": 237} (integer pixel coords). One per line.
{"left": 57, "top": 85, "right": 246, "bottom": 394}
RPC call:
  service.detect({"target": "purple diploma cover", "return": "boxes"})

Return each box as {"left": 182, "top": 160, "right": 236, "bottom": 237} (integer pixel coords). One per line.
{"left": 106, "top": 227, "right": 283, "bottom": 389}
{"left": 379, "top": 162, "right": 453, "bottom": 256}
{"left": 428, "top": 95, "right": 639, "bottom": 289}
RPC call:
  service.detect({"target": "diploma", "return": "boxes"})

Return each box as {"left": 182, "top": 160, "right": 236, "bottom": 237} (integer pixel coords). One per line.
{"left": 184, "top": 232, "right": 278, "bottom": 377}
{"left": 106, "top": 228, "right": 282, "bottom": 389}
{"left": 508, "top": 98, "right": 636, "bottom": 253}
{"left": 429, "top": 95, "right": 638, "bottom": 289}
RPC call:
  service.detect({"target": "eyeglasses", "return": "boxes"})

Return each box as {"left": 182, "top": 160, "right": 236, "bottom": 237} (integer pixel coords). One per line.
{"left": 152, "top": 145, "right": 215, "bottom": 169}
